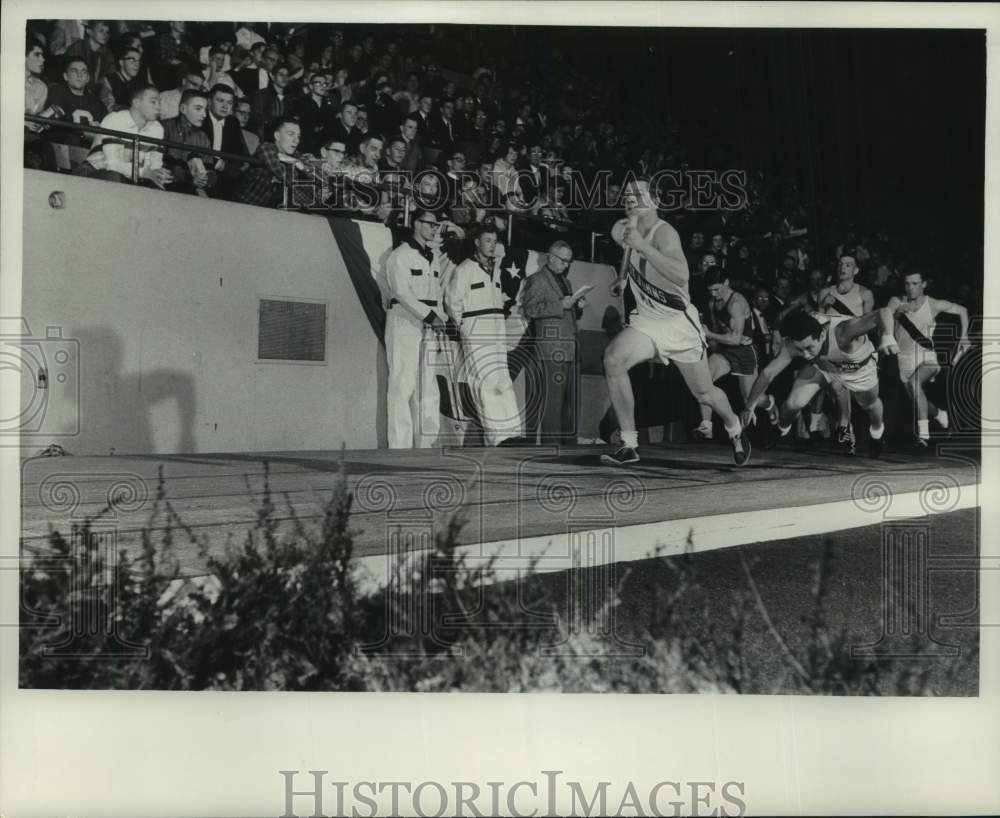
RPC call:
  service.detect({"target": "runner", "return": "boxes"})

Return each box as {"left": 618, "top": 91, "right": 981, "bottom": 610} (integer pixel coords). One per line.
{"left": 887, "top": 271, "right": 971, "bottom": 448}
{"left": 600, "top": 179, "right": 750, "bottom": 467}
{"left": 741, "top": 307, "right": 898, "bottom": 459}
{"left": 692, "top": 269, "right": 758, "bottom": 440}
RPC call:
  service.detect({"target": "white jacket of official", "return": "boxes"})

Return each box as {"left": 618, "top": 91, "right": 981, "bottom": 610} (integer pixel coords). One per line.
{"left": 445, "top": 256, "right": 521, "bottom": 445}
{"left": 384, "top": 237, "right": 449, "bottom": 448}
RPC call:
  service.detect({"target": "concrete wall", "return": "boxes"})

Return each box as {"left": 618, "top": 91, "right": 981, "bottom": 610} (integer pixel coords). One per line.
{"left": 21, "top": 170, "right": 381, "bottom": 455}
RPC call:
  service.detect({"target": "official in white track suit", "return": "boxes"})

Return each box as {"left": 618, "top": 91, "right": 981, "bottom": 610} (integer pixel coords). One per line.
{"left": 384, "top": 209, "right": 451, "bottom": 448}
{"left": 444, "top": 222, "right": 521, "bottom": 446}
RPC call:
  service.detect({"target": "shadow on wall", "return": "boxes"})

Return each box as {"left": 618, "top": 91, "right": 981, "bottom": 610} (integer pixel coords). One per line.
{"left": 70, "top": 326, "right": 197, "bottom": 455}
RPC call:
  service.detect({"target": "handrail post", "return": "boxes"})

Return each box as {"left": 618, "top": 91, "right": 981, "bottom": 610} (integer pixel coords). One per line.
{"left": 507, "top": 212, "right": 514, "bottom": 247}
{"left": 131, "top": 134, "right": 139, "bottom": 184}
{"left": 590, "top": 231, "right": 596, "bottom": 263}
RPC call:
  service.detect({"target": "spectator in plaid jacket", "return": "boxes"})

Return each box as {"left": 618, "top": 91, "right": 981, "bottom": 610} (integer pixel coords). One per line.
{"left": 239, "top": 118, "right": 319, "bottom": 208}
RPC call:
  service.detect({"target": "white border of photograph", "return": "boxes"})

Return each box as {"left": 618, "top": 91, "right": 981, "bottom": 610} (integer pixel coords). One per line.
{"left": 2, "top": 2, "right": 998, "bottom": 815}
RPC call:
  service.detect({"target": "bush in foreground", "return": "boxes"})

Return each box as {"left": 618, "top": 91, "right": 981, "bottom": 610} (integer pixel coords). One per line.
{"left": 19, "top": 465, "right": 977, "bottom": 693}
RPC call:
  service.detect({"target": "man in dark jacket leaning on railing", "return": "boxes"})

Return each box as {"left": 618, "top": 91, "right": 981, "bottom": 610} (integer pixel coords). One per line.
{"left": 160, "top": 89, "right": 217, "bottom": 196}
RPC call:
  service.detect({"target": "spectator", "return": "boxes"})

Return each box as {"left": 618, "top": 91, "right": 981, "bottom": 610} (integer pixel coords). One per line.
{"left": 428, "top": 97, "right": 457, "bottom": 154}
{"left": 441, "top": 150, "right": 469, "bottom": 208}
{"left": 398, "top": 115, "right": 421, "bottom": 172}
{"left": 354, "top": 106, "right": 370, "bottom": 139}
{"left": 393, "top": 73, "right": 421, "bottom": 114}
{"left": 491, "top": 142, "right": 521, "bottom": 205}
{"left": 234, "top": 98, "right": 259, "bottom": 155}
{"left": 329, "top": 68, "right": 353, "bottom": 104}
{"left": 423, "top": 62, "right": 445, "bottom": 98}
{"left": 235, "top": 42, "right": 278, "bottom": 92}
{"left": 285, "top": 37, "right": 306, "bottom": 79}
{"left": 414, "top": 94, "right": 434, "bottom": 138}
{"left": 159, "top": 68, "right": 205, "bottom": 121}
{"left": 64, "top": 20, "right": 116, "bottom": 91}
{"left": 74, "top": 85, "right": 171, "bottom": 188}
{"left": 341, "top": 134, "right": 384, "bottom": 215}
{"left": 248, "top": 64, "right": 290, "bottom": 134}
{"left": 233, "top": 41, "right": 266, "bottom": 96}
{"left": 767, "top": 274, "right": 793, "bottom": 326}
{"left": 292, "top": 74, "right": 337, "bottom": 155}
{"left": 316, "top": 43, "right": 336, "bottom": 74}
{"left": 161, "top": 89, "right": 216, "bottom": 196}
{"left": 202, "top": 45, "right": 242, "bottom": 98}
{"left": 517, "top": 143, "right": 549, "bottom": 210}
{"left": 457, "top": 108, "right": 490, "bottom": 166}
{"left": 25, "top": 37, "right": 57, "bottom": 170}
{"left": 116, "top": 31, "right": 154, "bottom": 85}
{"left": 406, "top": 171, "right": 452, "bottom": 222}
{"left": 380, "top": 136, "right": 408, "bottom": 175}
{"left": 50, "top": 20, "right": 87, "bottom": 56}
{"left": 234, "top": 22, "right": 265, "bottom": 53}
{"left": 748, "top": 286, "right": 773, "bottom": 366}
{"left": 239, "top": 118, "right": 316, "bottom": 208}
{"left": 45, "top": 57, "right": 108, "bottom": 147}
{"left": 538, "top": 182, "right": 572, "bottom": 225}
{"left": 346, "top": 42, "right": 368, "bottom": 81}
{"left": 368, "top": 78, "right": 398, "bottom": 137}
{"left": 727, "top": 241, "right": 755, "bottom": 290}
{"left": 324, "top": 99, "right": 360, "bottom": 156}
{"left": 201, "top": 84, "right": 247, "bottom": 200}
{"left": 99, "top": 46, "right": 144, "bottom": 112}
{"left": 317, "top": 137, "right": 349, "bottom": 207}
{"left": 156, "top": 21, "right": 198, "bottom": 73}
{"left": 685, "top": 229, "right": 705, "bottom": 269}
{"left": 256, "top": 47, "right": 282, "bottom": 90}
{"left": 24, "top": 38, "right": 49, "bottom": 120}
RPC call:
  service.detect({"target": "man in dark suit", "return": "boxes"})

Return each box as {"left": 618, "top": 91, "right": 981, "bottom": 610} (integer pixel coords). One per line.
{"left": 324, "top": 99, "right": 361, "bottom": 156}
{"left": 517, "top": 142, "right": 549, "bottom": 211}
{"left": 293, "top": 74, "right": 340, "bottom": 156}
{"left": 414, "top": 95, "right": 434, "bottom": 141}
{"left": 428, "top": 98, "right": 457, "bottom": 155}
{"left": 249, "top": 64, "right": 291, "bottom": 135}
{"left": 201, "top": 84, "right": 248, "bottom": 201}
{"left": 520, "top": 240, "right": 589, "bottom": 444}
{"left": 398, "top": 115, "right": 421, "bottom": 173}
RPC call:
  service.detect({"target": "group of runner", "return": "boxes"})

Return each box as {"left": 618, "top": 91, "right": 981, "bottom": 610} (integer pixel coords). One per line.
{"left": 600, "top": 180, "right": 972, "bottom": 467}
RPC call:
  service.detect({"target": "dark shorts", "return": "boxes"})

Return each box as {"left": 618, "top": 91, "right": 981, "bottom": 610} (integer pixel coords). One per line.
{"left": 715, "top": 343, "right": 758, "bottom": 376}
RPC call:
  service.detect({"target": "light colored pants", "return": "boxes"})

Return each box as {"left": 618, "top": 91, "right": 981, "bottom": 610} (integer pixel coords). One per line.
{"left": 386, "top": 311, "right": 441, "bottom": 448}
{"left": 460, "top": 315, "right": 521, "bottom": 446}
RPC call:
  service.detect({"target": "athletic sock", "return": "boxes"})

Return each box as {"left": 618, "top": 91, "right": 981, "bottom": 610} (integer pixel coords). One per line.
{"left": 725, "top": 421, "right": 742, "bottom": 439}
{"left": 917, "top": 419, "right": 930, "bottom": 439}
{"left": 621, "top": 430, "right": 638, "bottom": 449}
{"left": 696, "top": 420, "right": 713, "bottom": 433}
{"left": 936, "top": 410, "right": 950, "bottom": 429}
{"left": 870, "top": 423, "right": 885, "bottom": 440}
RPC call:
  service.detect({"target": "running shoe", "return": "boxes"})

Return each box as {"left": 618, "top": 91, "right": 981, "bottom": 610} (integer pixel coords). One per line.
{"left": 765, "top": 424, "right": 791, "bottom": 450}
{"left": 600, "top": 446, "right": 640, "bottom": 466}
{"left": 914, "top": 437, "right": 929, "bottom": 451}
{"left": 731, "top": 429, "right": 752, "bottom": 466}
{"left": 692, "top": 423, "right": 714, "bottom": 441}
{"left": 835, "top": 424, "right": 856, "bottom": 456}
{"left": 868, "top": 434, "right": 885, "bottom": 459}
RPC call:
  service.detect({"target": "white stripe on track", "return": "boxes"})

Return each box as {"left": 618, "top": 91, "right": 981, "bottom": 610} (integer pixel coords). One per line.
{"left": 354, "top": 484, "right": 979, "bottom": 593}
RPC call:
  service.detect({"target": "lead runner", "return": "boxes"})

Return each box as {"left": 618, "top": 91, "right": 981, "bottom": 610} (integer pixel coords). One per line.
{"left": 600, "top": 179, "right": 751, "bottom": 467}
